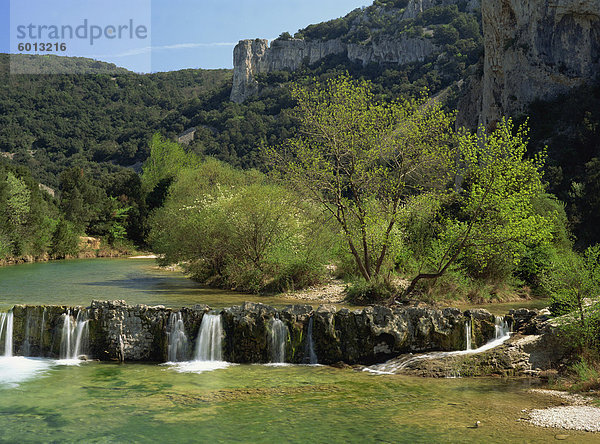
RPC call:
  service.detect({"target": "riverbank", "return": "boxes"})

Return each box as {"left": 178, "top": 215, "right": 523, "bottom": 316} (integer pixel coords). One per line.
{"left": 0, "top": 239, "right": 143, "bottom": 267}
{"left": 279, "top": 279, "right": 347, "bottom": 304}
{"left": 278, "top": 278, "right": 550, "bottom": 314}
{"left": 526, "top": 390, "right": 600, "bottom": 432}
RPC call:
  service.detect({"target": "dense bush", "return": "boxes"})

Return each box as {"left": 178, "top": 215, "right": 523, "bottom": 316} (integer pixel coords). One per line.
{"left": 543, "top": 246, "right": 600, "bottom": 363}
{"left": 0, "top": 160, "right": 58, "bottom": 259}
{"left": 149, "top": 158, "right": 335, "bottom": 293}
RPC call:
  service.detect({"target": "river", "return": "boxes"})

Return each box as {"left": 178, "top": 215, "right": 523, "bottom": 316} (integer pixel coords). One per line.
{"left": 0, "top": 258, "right": 295, "bottom": 310}
{"left": 0, "top": 258, "right": 595, "bottom": 442}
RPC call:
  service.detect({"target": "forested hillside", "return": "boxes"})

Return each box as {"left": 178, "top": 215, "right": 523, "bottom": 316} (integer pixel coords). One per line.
{"left": 0, "top": 54, "right": 231, "bottom": 188}
{"left": 1, "top": 0, "right": 599, "bottom": 258}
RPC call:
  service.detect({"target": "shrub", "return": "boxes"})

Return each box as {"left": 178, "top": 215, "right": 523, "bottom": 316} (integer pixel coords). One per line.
{"left": 149, "top": 159, "right": 333, "bottom": 293}
{"left": 345, "top": 277, "right": 396, "bottom": 304}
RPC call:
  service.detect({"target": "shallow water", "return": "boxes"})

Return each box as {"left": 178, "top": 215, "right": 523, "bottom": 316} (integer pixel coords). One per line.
{"left": 0, "top": 360, "right": 598, "bottom": 443}
{"left": 453, "top": 299, "right": 550, "bottom": 315}
{"left": 0, "top": 259, "right": 597, "bottom": 442}
{"left": 0, "top": 258, "right": 299, "bottom": 310}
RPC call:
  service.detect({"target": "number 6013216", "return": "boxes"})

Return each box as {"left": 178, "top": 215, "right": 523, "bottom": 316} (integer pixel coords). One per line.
{"left": 17, "top": 42, "right": 67, "bottom": 51}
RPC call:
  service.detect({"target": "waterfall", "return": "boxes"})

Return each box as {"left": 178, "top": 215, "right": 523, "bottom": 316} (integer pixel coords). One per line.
{"left": 270, "top": 318, "right": 288, "bottom": 363}
{"left": 73, "top": 311, "right": 90, "bottom": 358}
{"left": 303, "top": 316, "right": 318, "bottom": 365}
{"left": 22, "top": 312, "right": 32, "bottom": 356}
{"left": 119, "top": 334, "right": 125, "bottom": 363}
{"left": 167, "top": 312, "right": 190, "bottom": 362}
{"left": 465, "top": 318, "right": 472, "bottom": 351}
{"left": 0, "top": 312, "right": 13, "bottom": 357}
{"left": 59, "top": 310, "right": 89, "bottom": 361}
{"left": 60, "top": 311, "right": 74, "bottom": 359}
{"left": 194, "top": 313, "right": 223, "bottom": 361}
{"left": 494, "top": 316, "right": 510, "bottom": 339}
{"left": 366, "top": 315, "right": 514, "bottom": 375}
{"left": 39, "top": 308, "right": 46, "bottom": 357}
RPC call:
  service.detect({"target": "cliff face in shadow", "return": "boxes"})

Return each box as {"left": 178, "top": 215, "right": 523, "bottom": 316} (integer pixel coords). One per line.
{"left": 458, "top": 0, "right": 600, "bottom": 128}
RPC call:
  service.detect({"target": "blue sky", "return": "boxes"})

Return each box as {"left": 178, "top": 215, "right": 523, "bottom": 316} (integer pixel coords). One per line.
{"left": 1, "top": 0, "right": 369, "bottom": 73}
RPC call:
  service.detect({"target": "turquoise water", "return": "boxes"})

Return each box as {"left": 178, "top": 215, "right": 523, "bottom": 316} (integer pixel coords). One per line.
{"left": 0, "top": 359, "right": 598, "bottom": 443}
{"left": 0, "top": 259, "right": 595, "bottom": 443}
{"left": 0, "top": 258, "right": 297, "bottom": 310}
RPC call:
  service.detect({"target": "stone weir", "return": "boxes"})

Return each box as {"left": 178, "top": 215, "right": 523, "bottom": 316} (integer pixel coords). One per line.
{"left": 9, "top": 301, "right": 506, "bottom": 365}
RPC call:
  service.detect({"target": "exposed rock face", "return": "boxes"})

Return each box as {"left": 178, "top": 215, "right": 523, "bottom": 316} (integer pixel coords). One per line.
{"left": 228, "top": 0, "right": 490, "bottom": 103}
{"left": 460, "top": 0, "right": 600, "bottom": 128}
{"left": 402, "top": 0, "right": 480, "bottom": 20}
{"left": 229, "top": 0, "right": 473, "bottom": 103}
{"left": 370, "top": 309, "right": 571, "bottom": 377}
{"left": 9, "top": 300, "right": 498, "bottom": 365}
{"left": 231, "top": 39, "right": 269, "bottom": 105}
{"left": 312, "top": 305, "right": 496, "bottom": 364}
{"left": 230, "top": 36, "right": 436, "bottom": 103}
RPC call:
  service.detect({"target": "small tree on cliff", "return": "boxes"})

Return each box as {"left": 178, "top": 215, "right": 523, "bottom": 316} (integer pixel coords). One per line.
{"left": 266, "top": 76, "right": 456, "bottom": 283}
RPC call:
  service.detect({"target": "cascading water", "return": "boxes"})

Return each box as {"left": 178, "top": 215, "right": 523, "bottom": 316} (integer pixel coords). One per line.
{"left": 366, "top": 315, "right": 514, "bottom": 375}
{"left": 270, "top": 318, "right": 288, "bottom": 364}
{"left": 39, "top": 307, "right": 46, "bottom": 357}
{"left": 0, "top": 312, "right": 14, "bottom": 357}
{"left": 167, "top": 312, "right": 189, "bottom": 362}
{"left": 303, "top": 316, "right": 318, "bottom": 365}
{"left": 494, "top": 316, "right": 510, "bottom": 339}
{"left": 73, "top": 311, "right": 90, "bottom": 359}
{"left": 22, "top": 312, "right": 32, "bottom": 356}
{"left": 194, "top": 313, "right": 223, "bottom": 361}
{"left": 0, "top": 310, "right": 51, "bottom": 388}
{"left": 60, "top": 311, "right": 74, "bottom": 359}
{"left": 59, "top": 310, "right": 89, "bottom": 361}
{"left": 465, "top": 318, "right": 472, "bottom": 351}
{"left": 119, "top": 335, "right": 125, "bottom": 363}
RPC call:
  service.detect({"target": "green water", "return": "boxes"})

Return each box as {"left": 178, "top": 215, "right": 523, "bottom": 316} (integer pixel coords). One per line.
{"left": 0, "top": 360, "right": 597, "bottom": 443}
{"left": 453, "top": 299, "right": 550, "bottom": 316}
{"left": 0, "top": 259, "right": 596, "bottom": 442}
{"left": 0, "top": 258, "right": 298, "bottom": 310}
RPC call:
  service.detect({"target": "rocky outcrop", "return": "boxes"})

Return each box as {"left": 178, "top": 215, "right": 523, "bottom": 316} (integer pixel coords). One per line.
{"left": 368, "top": 309, "right": 572, "bottom": 377}
{"left": 230, "top": 36, "right": 437, "bottom": 103}
{"left": 459, "top": 0, "right": 600, "bottom": 128}
{"left": 402, "top": 0, "right": 481, "bottom": 20}
{"left": 9, "top": 300, "right": 499, "bottom": 365}
{"left": 229, "top": 0, "right": 470, "bottom": 103}
{"left": 312, "top": 305, "right": 496, "bottom": 364}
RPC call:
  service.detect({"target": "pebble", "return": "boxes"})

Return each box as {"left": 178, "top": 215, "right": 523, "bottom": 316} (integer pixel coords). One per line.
{"left": 529, "top": 406, "right": 600, "bottom": 432}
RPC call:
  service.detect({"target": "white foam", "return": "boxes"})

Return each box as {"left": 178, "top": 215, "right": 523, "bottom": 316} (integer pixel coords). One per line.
{"left": 0, "top": 356, "right": 53, "bottom": 387}
{"left": 54, "top": 358, "right": 85, "bottom": 366}
{"left": 168, "top": 360, "right": 231, "bottom": 374}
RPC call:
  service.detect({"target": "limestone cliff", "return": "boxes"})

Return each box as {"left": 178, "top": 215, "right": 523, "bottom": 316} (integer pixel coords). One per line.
{"left": 459, "top": 0, "right": 600, "bottom": 128}
{"left": 230, "top": 35, "right": 435, "bottom": 103}
{"left": 230, "top": 0, "right": 481, "bottom": 103}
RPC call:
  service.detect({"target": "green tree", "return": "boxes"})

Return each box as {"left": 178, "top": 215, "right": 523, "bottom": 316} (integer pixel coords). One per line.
{"left": 50, "top": 218, "right": 80, "bottom": 258}
{"left": 544, "top": 246, "right": 600, "bottom": 352}
{"left": 59, "top": 167, "right": 106, "bottom": 231}
{"left": 267, "top": 76, "right": 456, "bottom": 283}
{"left": 141, "top": 133, "right": 201, "bottom": 193}
{"left": 149, "top": 159, "right": 331, "bottom": 293}
{"left": 546, "top": 246, "right": 600, "bottom": 320}
{"left": 5, "top": 172, "right": 31, "bottom": 226}
{"left": 404, "top": 119, "right": 554, "bottom": 294}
